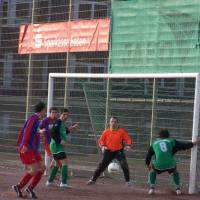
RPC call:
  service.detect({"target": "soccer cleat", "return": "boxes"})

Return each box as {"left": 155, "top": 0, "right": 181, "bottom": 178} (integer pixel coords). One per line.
{"left": 60, "top": 182, "right": 72, "bottom": 188}
{"left": 12, "top": 185, "right": 26, "bottom": 198}
{"left": 86, "top": 180, "right": 95, "bottom": 185}
{"left": 148, "top": 188, "right": 155, "bottom": 195}
{"left": 46, "top": 181, "right": 55, "bottom": 186}
{"left": 26, "top": 187, "right": 37, "bottom": 199}
{"left": 176, "top": 189, "right": 182, "bottom": 195}
{"left": 126, "top": 181, "right": 133, "bottom": 187}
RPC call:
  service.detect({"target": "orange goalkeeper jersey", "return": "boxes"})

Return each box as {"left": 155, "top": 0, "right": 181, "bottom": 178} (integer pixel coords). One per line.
{"left": 99, "top": 128, "right": 132, "bottom": 152}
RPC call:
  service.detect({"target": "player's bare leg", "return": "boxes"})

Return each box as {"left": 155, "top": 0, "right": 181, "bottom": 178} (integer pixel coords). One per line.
{"left": 12, "top": 163, "right": 37, "bottom": 198}
{"left": 25, "top": 162, "right": 45, "bottom": 199}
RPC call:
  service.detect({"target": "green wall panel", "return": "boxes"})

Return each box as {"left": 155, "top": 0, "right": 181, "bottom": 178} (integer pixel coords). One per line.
{"left": 111, "top": 0, "right": 200, "bottom": 73}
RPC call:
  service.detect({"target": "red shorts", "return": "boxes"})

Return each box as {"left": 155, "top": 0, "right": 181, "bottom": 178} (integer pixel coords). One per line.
{"left": 19, "top": 150, "right": 42, "bottom": 165}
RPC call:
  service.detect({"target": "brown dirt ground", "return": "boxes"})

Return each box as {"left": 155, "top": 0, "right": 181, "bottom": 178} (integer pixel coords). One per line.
{"left": 0, "top": 164, "right": 199, "bottom": 200}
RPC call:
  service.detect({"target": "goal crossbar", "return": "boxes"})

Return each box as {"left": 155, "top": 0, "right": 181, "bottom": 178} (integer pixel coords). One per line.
{"left": 47, "top": 72, "right": 200, "bottom": 194}
{"left": 49, "top": 72, "right": 198, "bottom": 79}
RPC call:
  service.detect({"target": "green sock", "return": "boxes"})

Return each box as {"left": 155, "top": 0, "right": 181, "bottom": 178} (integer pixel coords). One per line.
{"left": 61, "top": 165, "right": 68, "bottom": 184}
{"left": 149, "top": 171, "right": 156, "bottom": 187}
{"left": 172, "top": 172, "right": 180, "bottom": 188}
{"left": 48, "top": 166, "right": 59, "bottom": 182}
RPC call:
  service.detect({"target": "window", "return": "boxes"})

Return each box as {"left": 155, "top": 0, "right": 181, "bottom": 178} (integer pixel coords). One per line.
{"left": 73, "top": 0, "right": 110, "bottom": 20}
{"left": 16, "top": 2, "right": 30, "bottom": 18}
{"left": 79, "top": 4, "right": 92, "bottom": 19}
{"left": 16, "top": 2, "right": 31, "bottom": 24}
{"left": 94, "top": 4, "right": 107, "bottom": 18}
{"left": 159, "top": 78, "right": 176, "bottom": 88}
{"left": 75, "top": 66, "right": 88, "bottom": 73}
{"left": 0, "top": 54, "right": 27, "bottom": 89}
{"left": 0, "top": 61, "right": 4, "bottom": 86}
{"left": 33, "top": 0, "right": 49, "bottom": 23}
{"left": 1, "top": 0, "right": 32, "bottom": 25}
{"left": 11, "top": 62, "right": 27, "bottom": 88}
{"left": 91, "top": 66, "right": 105, "bottom": 73}
{"left": 51, "top": 0, "right": 69, "bottom": 22}
{"left": 1, "top": 27, "right": 19, "bottom": 53}
{"left": 76, "top": 52, "right": 109, "bottom": 64}
{"left": 2, "top": 1, "right": 8, "bottom": 24}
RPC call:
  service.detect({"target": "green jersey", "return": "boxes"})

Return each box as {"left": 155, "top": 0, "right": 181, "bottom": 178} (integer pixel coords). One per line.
{"left": 50, "top": 121, "right": 67, "bottom": 154}
{"left": 146, "top": 137, "right": 194, "bottom": 171}
{"left": 151, "top": 138, "right": 176, "bottom": 170}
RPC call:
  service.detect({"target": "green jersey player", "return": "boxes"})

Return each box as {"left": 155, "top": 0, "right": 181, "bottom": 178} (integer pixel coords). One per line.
{"left": 46, "top": 108, "right": 78, "bottom": 188}
{"left": 145, "top": 129, "right": 200, "bottom": 195}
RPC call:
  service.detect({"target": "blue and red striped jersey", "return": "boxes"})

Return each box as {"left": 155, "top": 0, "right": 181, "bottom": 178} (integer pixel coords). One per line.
{"left": 16, "top": 114, "right": 41, "bottom": 152}
{"left": 40, "top": 116, "right": 54, "bottom": 145}
{"left": 40, "top": 116, "right": 55, "bottom": 156}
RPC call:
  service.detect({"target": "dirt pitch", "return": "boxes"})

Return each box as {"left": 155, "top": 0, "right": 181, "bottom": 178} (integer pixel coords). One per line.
{"left": 0, "top": 165, "right": 199, "bottom": 200}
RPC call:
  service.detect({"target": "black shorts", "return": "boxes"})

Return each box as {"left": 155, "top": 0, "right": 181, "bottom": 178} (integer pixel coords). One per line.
{"left": 52, "top": 152, "right": 67, "bottom": 160}
{"left": 152, "top": 165, "right": 176, "bottom": 174}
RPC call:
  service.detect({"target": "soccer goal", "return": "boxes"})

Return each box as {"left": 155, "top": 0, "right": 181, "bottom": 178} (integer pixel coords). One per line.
{"left": 47, "top": 72, "right": 200, "bottom": 194}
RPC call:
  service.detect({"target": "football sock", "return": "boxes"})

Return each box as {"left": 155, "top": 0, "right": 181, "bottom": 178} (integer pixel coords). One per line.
{"left": 50, "top": 160, "right": 54, "bottom": 170}
{"left": 172, "top": 172, "right": 180, "bottom": 188}
{"left": 61, "top": 165, "right": 68, "bottom": 184}
{"left": 19, "top": 173, "right": 33, "bottom": 188}
{"left": 30, "top": 171, "right": 43, "bottom": 189}
{"left": 149, "top": 171, "right": 156, "bottom": 187}
{"left": 48, "top": 166, "right": 59, "bottom": 182}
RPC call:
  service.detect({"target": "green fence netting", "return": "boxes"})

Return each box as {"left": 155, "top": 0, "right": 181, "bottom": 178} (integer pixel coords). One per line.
{"left": 111, "top": 0, "right": 200, "bottom": 73}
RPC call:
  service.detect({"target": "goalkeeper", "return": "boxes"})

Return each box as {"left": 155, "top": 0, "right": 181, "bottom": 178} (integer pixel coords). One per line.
{"left": 145, "top": 128, "right": 200, "bottom": 195}
{"left": 87, "top": 116, "right": 132, "bottom": 186}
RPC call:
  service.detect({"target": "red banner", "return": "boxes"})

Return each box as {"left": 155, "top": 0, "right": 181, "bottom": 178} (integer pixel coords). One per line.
{"left": 18, "top": 18, "right": 110, "bottom": 54}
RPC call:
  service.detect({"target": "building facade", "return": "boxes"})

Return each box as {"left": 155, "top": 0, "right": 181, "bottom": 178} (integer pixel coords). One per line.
{"left": 0, "top": 0, "right": 110, "bottom": 138}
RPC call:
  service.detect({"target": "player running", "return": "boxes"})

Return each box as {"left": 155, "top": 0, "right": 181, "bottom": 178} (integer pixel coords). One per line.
{"left": 12, "top": 101, "right": 46, "bottom": 199}
{"left": 145, "top": 128, "right": 200, "bottom": 195}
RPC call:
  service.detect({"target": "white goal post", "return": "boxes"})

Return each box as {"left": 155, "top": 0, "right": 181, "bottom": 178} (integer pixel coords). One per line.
{"left": 47, "top": 72, "right": 200, "bottom": 194}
